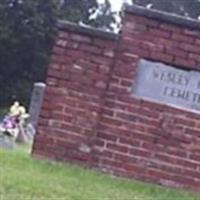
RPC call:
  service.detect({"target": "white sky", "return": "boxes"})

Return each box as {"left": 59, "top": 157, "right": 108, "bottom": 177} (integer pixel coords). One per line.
{"left": 109, "top": 0, "right": 124, "bottom": 11}
{"left": 99, "top": 0, "right": 132, "bottom": 11}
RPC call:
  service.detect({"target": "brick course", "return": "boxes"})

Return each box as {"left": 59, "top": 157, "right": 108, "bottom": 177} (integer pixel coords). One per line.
{"left": 32, "top": 5, "right": 200, "bottom": 191}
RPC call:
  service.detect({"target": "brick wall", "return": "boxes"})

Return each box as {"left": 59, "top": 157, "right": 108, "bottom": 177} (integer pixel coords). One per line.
{"left": 32, "top": 6, "right": 200, "bottom": 191}
{"left": 32, "top": 21, "right": 118, "bottom": 164}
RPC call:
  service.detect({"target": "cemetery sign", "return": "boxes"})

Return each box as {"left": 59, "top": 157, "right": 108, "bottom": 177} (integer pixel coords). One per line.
{"left": 134, "top": 59, "right": 200, "bottom": 112}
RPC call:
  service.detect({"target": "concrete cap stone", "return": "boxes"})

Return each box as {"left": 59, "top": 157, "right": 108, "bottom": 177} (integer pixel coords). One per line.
{"left": 125, "top": 5, "right": 200, "bottom": 31}
{"left": 57, "top": 20, "right": 118, "bottom": 41}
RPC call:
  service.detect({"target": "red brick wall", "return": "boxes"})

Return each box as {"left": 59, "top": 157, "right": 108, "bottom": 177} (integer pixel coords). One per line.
{"left": 32, "top": 21, "right": 118, "bottom": 165}
{"left": 32, "top": 6, "right": 200, "bottom": 191}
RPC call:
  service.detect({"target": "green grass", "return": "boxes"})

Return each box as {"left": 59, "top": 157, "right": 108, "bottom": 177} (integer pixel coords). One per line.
{"left": 0, "top": 145, "right": 199, "bottom": 200}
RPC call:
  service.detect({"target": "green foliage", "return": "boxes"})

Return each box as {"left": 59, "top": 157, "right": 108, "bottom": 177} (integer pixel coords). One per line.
{"left": 60, "top": 0, "right": 98, "bottom": 24}
{"left": 0, "top": 0, "right": 59, "bottom": 106}
{"left": 132, "top": 0, "right": 200, "bottom": 19}
{"left": 89, "top": 0, "right": 117, "bottom": 31}
{"left": 0, "top": 146, "right": 199, "bottom": 200}
{"left": 0, "top": 107, "right": 7, "bottom": 118}
{"left": 60, "top": 0, "right": 116, "bottom": 31}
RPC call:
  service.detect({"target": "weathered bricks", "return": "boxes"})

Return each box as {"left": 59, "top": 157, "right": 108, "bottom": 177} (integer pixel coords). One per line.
{"left": 32, "top": 5, "right": 200, "bottom": 192}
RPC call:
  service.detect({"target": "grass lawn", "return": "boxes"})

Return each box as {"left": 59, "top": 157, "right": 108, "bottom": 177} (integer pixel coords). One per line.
{"left": 0, "top": 145, "right": 199, "bottom": 200}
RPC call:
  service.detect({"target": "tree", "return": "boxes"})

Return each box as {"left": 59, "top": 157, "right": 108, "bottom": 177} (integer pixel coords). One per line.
{"left": 60, "top": 0, "right": 117, "bottom": 31}
{"left": 0, "top": 0, "right": 59, "bottom": 106}
{"left": 132, "top": 0, "right": 200, "bottom": 19}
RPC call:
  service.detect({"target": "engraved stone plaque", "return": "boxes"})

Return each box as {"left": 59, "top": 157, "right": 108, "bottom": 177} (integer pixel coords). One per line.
{"left": 133, "top": 59, "right": 200, "bottom": 113}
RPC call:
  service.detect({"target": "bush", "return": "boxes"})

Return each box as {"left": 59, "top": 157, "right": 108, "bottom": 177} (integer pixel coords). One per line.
{"left": 0, "top": 0, "right": 59, "bottom": 106}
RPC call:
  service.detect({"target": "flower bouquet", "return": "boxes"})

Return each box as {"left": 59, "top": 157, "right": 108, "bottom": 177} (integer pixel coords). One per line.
{"left": 0, "top": 101, "right": 35, "bottom": 144}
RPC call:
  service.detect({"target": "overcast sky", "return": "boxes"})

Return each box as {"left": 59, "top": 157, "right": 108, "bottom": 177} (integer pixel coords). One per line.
{"left": 99, "top": 0, "right": 132, "bottom": 11}
{"left": 109, "top": 0, "right": 124, "bottom": 11}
